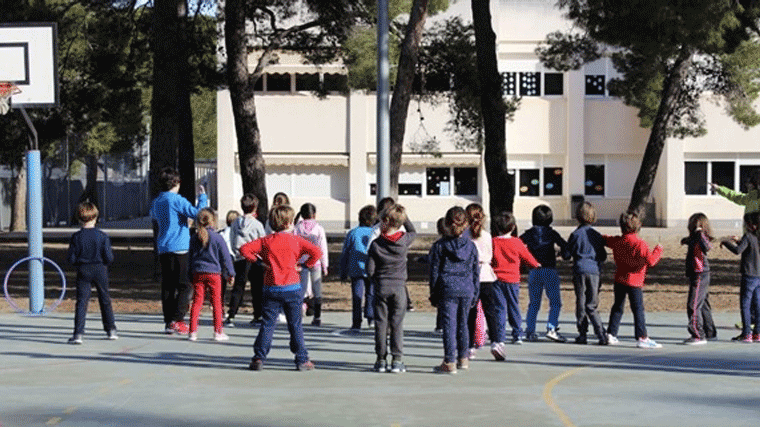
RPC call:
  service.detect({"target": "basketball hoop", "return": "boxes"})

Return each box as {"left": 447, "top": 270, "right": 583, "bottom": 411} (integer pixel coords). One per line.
{"left": 0, "top": 82, "right": 21, "bottom": 115}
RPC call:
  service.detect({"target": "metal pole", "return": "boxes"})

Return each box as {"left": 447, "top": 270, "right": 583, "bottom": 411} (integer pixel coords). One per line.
{"left": 20, "top": 106, "right": 44, "bottom": 313}
{"left": 376, "top": 0, "right": 390, "bottom": 202}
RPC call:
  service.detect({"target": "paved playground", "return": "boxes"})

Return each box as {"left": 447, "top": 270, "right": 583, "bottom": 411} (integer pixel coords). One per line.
{"left": 0, "top": 310, "right": 758, "bottom": 427}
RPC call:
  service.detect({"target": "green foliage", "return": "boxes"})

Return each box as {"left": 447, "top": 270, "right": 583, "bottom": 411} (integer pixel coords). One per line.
{"left": 343, "top": 26, "right": 400, "bottom": 89}
{"left": 192, "top": 88, "right": 217, "bottom": 159}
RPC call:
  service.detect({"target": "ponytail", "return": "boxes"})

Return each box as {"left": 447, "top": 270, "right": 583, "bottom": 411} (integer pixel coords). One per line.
{"left": 196, "top": 208, "right": 217, "bottom": 248}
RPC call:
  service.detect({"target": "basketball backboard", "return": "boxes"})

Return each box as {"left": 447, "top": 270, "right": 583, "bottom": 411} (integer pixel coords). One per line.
{"left": 0, "top": 22, "right": 58, "bottom": 108}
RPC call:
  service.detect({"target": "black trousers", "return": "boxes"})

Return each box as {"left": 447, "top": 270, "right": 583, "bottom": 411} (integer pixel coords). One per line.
{"left": 159, "top": 252, "right": 192, "bottom": 325}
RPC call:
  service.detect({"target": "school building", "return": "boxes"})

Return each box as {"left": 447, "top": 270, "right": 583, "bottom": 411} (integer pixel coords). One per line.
{"left": 216, "top": 0, "right": 757, "bottom": 231}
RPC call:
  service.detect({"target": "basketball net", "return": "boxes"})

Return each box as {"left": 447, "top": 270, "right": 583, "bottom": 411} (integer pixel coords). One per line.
{"left": 0, "top": 82, "right": 21, "bottom": 115}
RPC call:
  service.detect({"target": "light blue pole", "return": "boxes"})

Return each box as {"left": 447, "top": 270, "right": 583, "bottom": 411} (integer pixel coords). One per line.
{"left": 376, "top": 0, "right": 390, "bottom": 202}
{"left": 27, "top": 150, "right": 44, "bottom": 313}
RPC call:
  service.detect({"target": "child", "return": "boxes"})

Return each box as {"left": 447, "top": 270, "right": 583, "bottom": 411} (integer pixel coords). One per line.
{"left": 428, "top": 206, "right": 480, "bottom": 374}
{"left": 219, "top": 209, "right": 240, "bottom": 302}
{"left": 371, "top": 197, "right": 415, "bottom": 312}
{"left": 264, "top": 192, "right": 291, "bottom": 235}
{"left": 67, "top": 202, "right": 117, "bottom": 344}
{"left": 367, "top": 204, "right": 416, "bottom": 373}
{"left": 463, "top": 203, "right": 496, "bottom": 357}
{"left": 241, "top": 204, "right": 322, "bottom": 371}
{"left": 520, "top": 205, "right": 568, "bottom": 343}
{"left": 294, "top": 203, "right": 329, "bottom": 326}
{"left": 340, "top": 204, "right": 377, "bottom": 330}
{"left": 488, "top": 212, "right": 540, "bottom": 360}
{"left": 720, "top": 212, "right": 760, "bottom": 342}
{"left": 150, "top": 167, "right": 208, "bottom": 334}
{"left": 188, "top": 208, "right": 236, "bottom": 342}
{"left": 226, "top": 194, "right": 266, "bottom": 327}
{"left": 562, "top": 202, "right": 608, "bottom": 345}
{"left": 604, "top": 211, "right": 663, "bottom": 349}
{"left": 681, "top": 213, "right": 717, "bottom": 345}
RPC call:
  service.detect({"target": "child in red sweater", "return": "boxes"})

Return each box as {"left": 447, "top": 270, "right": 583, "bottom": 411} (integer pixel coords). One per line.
{"left": 604, "top": 212, "right": 663, "bottom": 349}
{"left": 486, "top": 212, "right": 540, "bottom": 360}
{"left": 240, "top": 205, "right": 322, "bottom": 371}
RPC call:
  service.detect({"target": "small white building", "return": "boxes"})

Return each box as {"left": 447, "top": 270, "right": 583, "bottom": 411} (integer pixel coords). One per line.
{"left": 216, "top": 0, "right": 757, "bottom": 231}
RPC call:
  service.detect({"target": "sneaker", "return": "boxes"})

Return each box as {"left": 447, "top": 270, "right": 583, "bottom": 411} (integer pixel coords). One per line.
{"left": 68, "top": 335, "right": 83, "bottom": 345}
{"left": 164, "top": 324, "right": 175, "bottom": 334}
{"left": 467, "top": 347, "right": 477, "bottom": 359}
{"left": 545, "top": 329, "right": 567, "bottom": 343}
{"left": 296, "top": 360, "right": 315, "bottom": 371}
{"left": 188, "top": 332, "right": 198, "bottom": 341}
{"left": 490, "top": 342, "right": 506, "bottom": 361}
{"left": 574, "top": 335, "right": 588, "bottom": 345}
{"left": 597, "top": 337, "right": 609, "bottom": 346}
{"left": 433, "top": 362, "right": 457, "bottom": 374}
{"left": 373, "top": 359, "right": 387, "bottom": 373}
{"left": 511, "top": 336, "right": 523, "bottom": 345}
{"left": 637, "top": 337, "right": 663, "bottom": 349}
{"left": 683, "top": 337, "right": 707, "bottom": 345}
{"left": 734, "top": 334, "right": 753, "bottom": 343}
{"left": 433, "top": 328, "right": 443, "bottom": 335}
{"left": 606, "top": 333, "right": 619, "bottom": 345}
{"left": 214, "top": 332, "right": 229, "bottom": 342}
{"left": 223, "top": 316, "right": 235, "bottom": 328}
{"left": 277, "top": 313, "right": 287, "bottom": 323}
{"left": 525, "top": 332, "right": 539, "bottom": 342}
{"left": 107, "top": 330, "right": 118, "bottom": 340}
{"left": 456, "top": 358, "right": 469, "bottom": 370}
{"left": 172, "top": 321, "right": 190, "bottom": 335}
{"left": 249, "top": 358, "right": 264, "bottom": 371}
{"left": 311, "top": 318, "right": 322, "bottom": 327}
{"left": 389, "top": 361, "right": 406, "bottom": 373}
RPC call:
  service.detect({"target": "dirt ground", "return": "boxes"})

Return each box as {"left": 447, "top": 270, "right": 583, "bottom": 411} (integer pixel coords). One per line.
{"left": 0, "top": 235, "right": 744, "bottom": 316}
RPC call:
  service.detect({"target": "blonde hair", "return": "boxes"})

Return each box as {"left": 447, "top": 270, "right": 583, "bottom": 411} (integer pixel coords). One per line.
{"left": 465, "top": 203, "right": 486, "bottom": 238}
{"left": 226, "top": 210, "right": 240, "bottom": 227}
{"left": 77, "top": 202, "right": 99, "bottom": 224}
{"left": 576, "top": 202, "right": 597, "bottom": 225}
{"left": 380, "top": 204, "right": 406, "bottom": 230}
{"left": 196, "top": 208, "right": 217, "bottom": 248}
{"left": 269, "top": 205, "right": 295, "bottom": 232}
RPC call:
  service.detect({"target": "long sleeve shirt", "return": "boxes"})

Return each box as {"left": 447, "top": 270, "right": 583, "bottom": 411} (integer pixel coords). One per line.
{"left": 240, "top": 232, "right": 322, "bottom": 287}
{"left": 562, "top": 224, "right": 607, "bottom": 275}
{"left": 604, "top": 233, "right": 662, "bottom": 287}
{"left": 150, "top": 191, "right": 208, "bottom": 254}
{"left": 293, "top": 219, "right": 329, "bottom": 274}
{"left": 519, "top": 225, "right": 567, "bottom": 269}
{"left": 722, "top": 233, "right": 760, "bottom": 277}
{"left": 428, "top": 235, "right": 480, "bottom": 300}
{"left": 68, "top": 228, "right": 114, "bottom": 266}
{"left": 491, "top": 235, "right": 540, "bottom": 283}
{"left": 340, "top": 225, "right": 374, "bottom": 280}
{"left": 715, "top": 186, "right": 760, "bottom": 214}
{"left": 463, "top": 228, "right": 498, "bottom": 282}
{"left": 189, "top": 227, "right": 235, "bottom": 279}
{"left": 684, "top": 230, "right": 711, "bottom": 277}
{"left": 367, "top": 219, "right": 417, "bottom": 286}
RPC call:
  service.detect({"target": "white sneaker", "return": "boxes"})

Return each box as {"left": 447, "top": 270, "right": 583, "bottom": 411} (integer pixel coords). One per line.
{"left": 637, "top": 337, "right": 662, "bottom": 349}
{"left": 490, "top": 342, "right": 506, "bottom": 361}
{"left": 683, "top": 337, "right": 707, "bottom": 345}
{"left": 188, "top": 332, "right": 198, "bottom": 341}
{"left": 278, "top": 313, "right": 287, "bottom": 323}
{"left": 107, "top": 330, "right": 118, "bottom": 340}
{"left": 606, "top": 333, "right": 619, "bottom": 345}
{"left": 214, "top": 332, "right": 229, "bottom": 342}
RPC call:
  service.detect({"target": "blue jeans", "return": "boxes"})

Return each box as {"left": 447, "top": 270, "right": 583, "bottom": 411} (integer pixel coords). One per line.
{"left": 482, "top": 281, "right": 522, "bottom": 343}
{"left": 439, "top": 296, "right": 472, "bottom": 362}
{"left": 253, "top": 285, "right": 309, "bottom": 365}
{"left": 525, "top": 268, "right": 562, "bottom": 334}
{"left": 350, "top": 277, "right": 374, "bottom": 328}
{"left": 740, "top": 275, "right": 760, "bottom": 336}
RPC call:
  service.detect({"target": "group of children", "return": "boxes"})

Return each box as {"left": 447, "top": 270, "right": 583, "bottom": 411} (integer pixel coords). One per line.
{"left": 64, "top": 167, "right": 760, "bottom": 373}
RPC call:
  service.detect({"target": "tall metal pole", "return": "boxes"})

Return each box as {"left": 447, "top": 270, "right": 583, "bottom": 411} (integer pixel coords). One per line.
{"left": 376, "top": 0, "right": 391, "bottom": 202}
{"left": 20, "top": 106, "right": 44, "bottom": 313}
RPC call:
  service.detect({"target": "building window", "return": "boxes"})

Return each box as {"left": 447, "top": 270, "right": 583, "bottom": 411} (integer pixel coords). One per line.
{"left": 427, "top": 167, "right": 451, "bottom": 196}
{"left": 267, "top": 73, "right": 291, "bottom": 92}
{"left": 502, "top": 72, "right": 517, "bottom": 96}
{"left": 740, "top": 165, "right": 760, "bottom": 193}
{"left": 684, "top": 161, "right": 736, "bottom": 195}
{"left": 712, "top": 162, "right": 735, "bottom": 193}
{"left": 519, "top": 169, "right": 540, "bottom": 196}
{"left": 454, "top": 168, "right": 478, "bottom": 196}
{"left": 295, "top": 73, "right": 320, "bottom": 91}
{"left": 684, "top": 162, "right": 708, "bottom": 195}
{"left": 370, "top": 183, "right": 377, "bottom": 196}
{"left": 254, "top": 76, "right": 263, "bottom": 91}
{"left": 543, "top": 167, "right": 563, "bottom": 195}
{"left": 399, "top": 183, "right": 422, "bottom": 196}
{"left": 544, "top": 73, "right": 563, "bottom": 96}
{"left": 585, "top": 165, "right": 605, "bottom": 196}
{"left": 585, "top": 75, "right": 605, "bottom": 96}
{"left": 323, "top": 73, "right": 348, "bottom": 92}
{"left": 519, "top": 72, "right": 541, "bottom": 96}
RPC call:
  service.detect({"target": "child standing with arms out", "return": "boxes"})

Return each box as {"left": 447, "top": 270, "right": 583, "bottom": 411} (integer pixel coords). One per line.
{"left": 681, "top": 213, "right": 716, "bottom": 345}
{"left": 520, "top": 205, "right": 568, "bottom": 343}
{"left": 463, "top": 203, "right": 497, "bottom": 357}
{"left": 188, "top": 208, "right": 236, "bottom": 342}
{"left": 340, "top": 205, "right": 377, "bottom": 330}
{"left": 489, "top": 212, "right": 540, "bottom": 359}
{"left": 67, "top": 202, "right": 117, "bottom": 344}
{"left": 562, "top": 202, "right": 608, "bottom": 345}
{"left": 241, "top": 205, "right": 322, "bottom": 371}
{"left": 294, "top": 203, "right": 329, "bottom": 326}
{"left": 428, "top": 206, "right": 480, "bottom": 374}
{"left": 604, "top": 212, "right": 663, "bottom": 349}
{"left": 721, "top": 212, "right": 760, "bottom": 342}
{"left": 226, "top": 194, "right": 266, "bottom": 327}
{"left": 368, "top": 204, "right": 416, "bottom": 373}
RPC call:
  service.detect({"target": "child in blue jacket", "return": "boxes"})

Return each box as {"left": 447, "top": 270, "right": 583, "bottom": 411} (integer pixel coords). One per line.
{"left": 340, "top": 205, "right": 377, "bottom": 330}
{"left": 428, "top": 206, "right": 480, "bottom": 374}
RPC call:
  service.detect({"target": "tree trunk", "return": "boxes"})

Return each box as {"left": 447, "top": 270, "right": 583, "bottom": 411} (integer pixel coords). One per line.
{"left": 627, "top": 53, "right": 692, "bottom": 219}
{"left": 10, "top": 162, "right": 26, "bottom": 232}
{"left": 389, "top": 0, "right": 429, "bottom": 198}
{"left": 225, "top": 0, "right": 269, "bottom": 219}
{"left": 150, "top": 0, "right": 195, "bottom": 202}
{"left": 471, "top": 0, "right": 513, "bottom": 230}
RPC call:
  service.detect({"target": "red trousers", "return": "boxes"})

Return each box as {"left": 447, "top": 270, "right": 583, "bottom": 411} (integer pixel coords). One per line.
{"left": 190, "top": 273, "right": 224, "bottom": 334}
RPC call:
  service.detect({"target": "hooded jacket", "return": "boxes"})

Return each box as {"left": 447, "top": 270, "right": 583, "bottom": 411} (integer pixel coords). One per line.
{"left": 367, "top": 219, "right": 416, "bottom": 286}
{"left": 293, "top": 219, "right": 329, "bottom": 274}
{"left": 230, "top": 215, "right": 266, "bottom": 261}
{"left": 519, "top": 225, "right": 566, "bottom": 269}
{"left": 428, "top": 235, "right": 480, "bottom": 302}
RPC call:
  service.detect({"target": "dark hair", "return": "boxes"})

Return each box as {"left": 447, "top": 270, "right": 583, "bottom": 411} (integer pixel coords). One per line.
{"left": 358, "top": 205, "right": 377, "bottom": 227}
{"left": 195, "top": 208, "right": 217, "bottom": 248}
{"left": 532, "top": 205, "right": 553, "bottom": 226}
{"left": 750, "top": 170, "right": 760, "bottom": 189}
{"left": 377, "top": 197, "right": 396, "bottom": 214}
{"left": 687, "top": 212, "right": 714, "bottom": 241}
{"left": 77, "top": 201, "right": 99, "bottom": 224}
{"left": 159, "top": 167, "right": 180, "bottom": 191}
{"left": 619, "top": 211, "right": 641, "bottom": 234}
{"left": 465, "top": 203, "right": 486, "bottom": 238}
{"left": 269, "top": 205, "right": 295, "bottom": 232}
{"left": 493, "top": 211, "right": 516, "bottom": 236}
{"left": 295, "top": 203, "right": 316, "bottom": 222}
{"left": 436, "top": 217, "right": 446, "bottom": 236}
{"left": 272, "top": 192, "right": 290, "bottom": 207}
{"left": 445, "top": 206, "right": 468, "bottom": 237}
{"left": 240, "top": 193, "right": 259, "bottom": 214}
{"left": 576, "top": 202, "right": 596, "bottom": 225}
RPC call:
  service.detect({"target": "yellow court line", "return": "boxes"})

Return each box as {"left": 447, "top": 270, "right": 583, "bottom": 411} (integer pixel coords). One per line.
{"left": 45, "top": 417, "right": 61, "bottom": 426}
{"left": 542, "top": 367, "right": 586, "bottom": 427}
